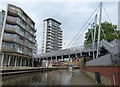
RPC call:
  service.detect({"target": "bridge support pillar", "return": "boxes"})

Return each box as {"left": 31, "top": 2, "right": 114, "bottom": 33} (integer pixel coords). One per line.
{"left": 56, "top": 56, "right": 57, "bottom": 62}
{"left": 7, "top": 55, "right": 11, "bottom": 66}
{"left": 61, "top": 55, "right": 63, "bottom": 61}
{"left": 50, "top": 57, "right": 52, "bottom": 62}
{"left": 69, "top": 55, "right": 72, "bottom": 62}
{"left": 89, "top": 52, "right": 90, "bottom": 56}
{"left": 32, "top": 59, "right": 34, "bottom": 67}
{"left": 80, "top": 53, "right": 82, "bottom": 57}
{"left": 1, "top": 53, "right": 4, "bottom": 67}
{"left": 45, "top": 58, "right": 48, "bottom": 67}
{"left": 75, "top": 54, "right": 77, "bottom": 58}
{"left": 20, "top": 58, "right": 22, "bottom": 66}
{"left": 14, "top": 57, "right": 17, "bottom": 67}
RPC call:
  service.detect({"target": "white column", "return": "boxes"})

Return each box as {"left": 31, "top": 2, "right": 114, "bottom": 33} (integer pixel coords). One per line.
{"left": 68, "top": 54, "right": 70, "bottom": 59}
{"left": 89, "top": 52, "right": 90, "bottom": 56}
{"left": 75, "top": 54, "right": 77, "bottom": 58}
{"left": 1, "top": 53, "right": 4, "bottom": 67}
{"left": 46, "top": 58, "right": 48, "bottom": 62}
{"left": 7, "top": 55, "right": 11, "bottom": 66}
{"left": 61, "top": 55, "right": 63, "bottom": 61}
{"left": 80, "top": 53, "right": 82, "bottom": 57}
{"left": 14, "top": 57, "right": 17, "bottom": 67}
{"left": 69, "top": 55, "right": 72, "bottom": 62}
{"left": 20, "top": 58, "right": 22, "bottom": 66}
{"left": 56, "top": 56, "right": 57, "bottom": 62}
{"left": 45, "top": 58, "right": 48, "bottom": 67}
{"left": 51, "top": 57, "right": 52, "bottom": 62}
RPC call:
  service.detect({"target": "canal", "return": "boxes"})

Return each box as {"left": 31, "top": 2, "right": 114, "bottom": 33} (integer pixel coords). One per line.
{"left": 2, "top": 69, "right": 97, "bottom": 85}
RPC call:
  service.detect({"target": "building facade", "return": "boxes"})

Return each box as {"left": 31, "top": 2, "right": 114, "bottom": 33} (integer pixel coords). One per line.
{"left": 118, "top": 1, "right": 120, "bottom": 30}
{"left": 0, "top": 10, "right": 5, "bottom": 39}
{"left": 42, "top": 18, "right": 62, "bottom": 54}
{"left": 0, "top": 4, "right": 37, "bottom": 67}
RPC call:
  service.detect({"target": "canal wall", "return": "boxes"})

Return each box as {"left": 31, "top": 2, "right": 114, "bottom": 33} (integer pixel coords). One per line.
{"left": 81, "top": 66, "right": 120, "bottom": 86}
{"left": 0, "top": 67, "right": 67, "bottom": 77}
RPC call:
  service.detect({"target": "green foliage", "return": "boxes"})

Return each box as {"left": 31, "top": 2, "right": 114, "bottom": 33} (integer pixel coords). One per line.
{"left": 84, "top": 21, "right": 120, "bottom": 44}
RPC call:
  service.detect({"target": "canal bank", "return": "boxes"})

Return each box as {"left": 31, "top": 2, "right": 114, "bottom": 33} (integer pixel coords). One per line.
{"left": 0, "top": 67, "right": 67, "bottom": 77}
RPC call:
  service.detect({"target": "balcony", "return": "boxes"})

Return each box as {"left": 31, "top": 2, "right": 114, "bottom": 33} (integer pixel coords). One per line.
{"left": 3, "top": 36, "right": 15, "bottom": 43}
{"left": 8, "top": 8, "right": 18, "bottom": 17}
{"left": 6, "top": 16, "right": 17, "bottom": 24}
{"left": 4, "top": 26, "right": 16, "bottom": 33}
{"left": 1, "top": 45, "right": 15, "bottom": 53}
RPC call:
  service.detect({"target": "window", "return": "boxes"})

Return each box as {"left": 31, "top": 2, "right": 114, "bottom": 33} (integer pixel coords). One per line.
{"left": 16, "top": 18, "right": 20, "bottom": 24}
{"left": 29, "top": 36, "right": 32, "bottom": 41}
{"left": 30, "top": 22, "right": 34, "bottom": 28}
{"left": 16, "top": 27, "right": 25, "bottom": 36}
{"left": 18, "top": 9, "right": 27, "bottom": 21}
{"left": 29, "top": 49, "right": 32, "bottom": 56}
{"left": 21, "top": 20, "right": 26, "bottom": 28}
{"left": 17, "top": 45, "right": 24, "bottom": 53}
{"left": 16, "top": 18, "right": 26, "bottom": 28}
{"left": 19, "top": 37, "right": 24, "bottom": 44}
{"left": 29, "top": 35, "right": 34, "bottom": 42}
{"left": 29, "top": 43, "right": 33, "bottom": 48}
{"left": 19, "top": 28, "right": 25, "bottom": 36}
{"left": 21, "top": 12, "right": 27, "bottom": 21}
{"left": 27, "top": 18, "right": 34, "bottom": 28}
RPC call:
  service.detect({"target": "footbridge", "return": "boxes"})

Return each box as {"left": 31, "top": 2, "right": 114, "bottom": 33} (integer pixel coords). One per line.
{"left": 33, "top": 39, "right": 120, "bottom": 66}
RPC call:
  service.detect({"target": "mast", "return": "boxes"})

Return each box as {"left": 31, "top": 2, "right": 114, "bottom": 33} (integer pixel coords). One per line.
{"left": 96, "top": 2, "right": 102, "bottom": 58}
{"left": 93, "top": 14, "right": 97, "bottom": 59}
{"left": 91, "top": 23, "right": 94, "bottom": 59}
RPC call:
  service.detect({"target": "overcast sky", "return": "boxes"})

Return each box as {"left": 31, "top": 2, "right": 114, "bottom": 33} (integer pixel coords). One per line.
{"left": 0, "top": 0, "right": 119, "bottom": 53}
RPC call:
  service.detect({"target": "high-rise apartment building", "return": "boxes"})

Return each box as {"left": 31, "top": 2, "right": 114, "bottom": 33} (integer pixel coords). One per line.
{"left": 42, "top": 18, "right": 62, "bottom": 54}
{"left": 0, "top": 4, "right": 37, "bottom": 67}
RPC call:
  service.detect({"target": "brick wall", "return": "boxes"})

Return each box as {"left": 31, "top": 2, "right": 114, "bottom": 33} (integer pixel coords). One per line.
{"left": 81, "top": 66, "right": 120, "bottom": 86}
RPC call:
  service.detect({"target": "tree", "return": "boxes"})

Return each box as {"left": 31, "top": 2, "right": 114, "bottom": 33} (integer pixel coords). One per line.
{"left": 84, "top": 21, "right": 120, "bottom": 44}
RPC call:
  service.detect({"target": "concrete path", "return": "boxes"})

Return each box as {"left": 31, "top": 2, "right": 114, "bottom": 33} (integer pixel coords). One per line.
{"left": 69, "top": 69, "right": 97, "bottom": 85}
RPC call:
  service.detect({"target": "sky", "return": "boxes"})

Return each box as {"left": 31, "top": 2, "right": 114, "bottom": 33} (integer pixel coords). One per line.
{"left": 0, "top": 0, "right": 119, "bottom": 53}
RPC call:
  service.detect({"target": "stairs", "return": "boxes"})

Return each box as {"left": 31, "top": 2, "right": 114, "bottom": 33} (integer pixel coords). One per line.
{"left": 100, "top": 39, "right": 118, "bottom": 55}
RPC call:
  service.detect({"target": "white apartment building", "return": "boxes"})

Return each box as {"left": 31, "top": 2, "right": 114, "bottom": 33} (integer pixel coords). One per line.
{"left": 42, "top": 18, "right": 62, "bottom": 54}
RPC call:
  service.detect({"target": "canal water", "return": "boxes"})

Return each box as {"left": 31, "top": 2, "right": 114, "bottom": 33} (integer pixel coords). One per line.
{"left": 2, "top": 69, "right": 97, "bottom": 85}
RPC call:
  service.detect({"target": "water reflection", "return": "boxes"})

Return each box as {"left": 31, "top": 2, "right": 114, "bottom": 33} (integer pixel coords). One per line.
{"left": 2, "top": 69, "right": 96, "bottom": 85}
{"left": 2, "top": 70, "right": 72, "bottom": 85}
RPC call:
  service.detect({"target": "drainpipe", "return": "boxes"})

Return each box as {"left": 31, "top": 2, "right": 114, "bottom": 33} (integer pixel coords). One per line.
{"left": 112, "top": 75, "right": 116, "bottom": 86}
